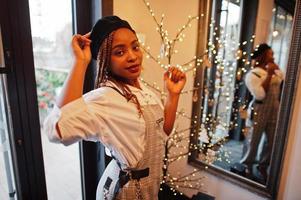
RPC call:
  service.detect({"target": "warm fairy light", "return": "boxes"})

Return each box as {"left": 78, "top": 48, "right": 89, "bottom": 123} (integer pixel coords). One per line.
{"left": 272, "top": 30, "right": 279, "bottom": 37}
{"left": 141, "top": 0, "right": 261, "bottom": 195}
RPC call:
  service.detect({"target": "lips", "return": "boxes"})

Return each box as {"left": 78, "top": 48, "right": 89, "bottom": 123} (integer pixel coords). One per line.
{"left": 126, "top": 64, "right": 140, "bottom": 73}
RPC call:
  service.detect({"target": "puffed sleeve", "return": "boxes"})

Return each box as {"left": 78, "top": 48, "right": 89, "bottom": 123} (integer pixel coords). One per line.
{"left": 245, "top": 71, "right": 266, "bottom": 100}
{"left": 43, "top": 90, "right": 111, "bottom": 146}
{"left": 43, "top": 87, "right": 146, "bottom": 168}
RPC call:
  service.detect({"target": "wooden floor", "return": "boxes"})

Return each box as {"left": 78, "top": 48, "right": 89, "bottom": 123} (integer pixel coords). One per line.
{"left": 0, "top": 131, "right": 82, "bottom": 200}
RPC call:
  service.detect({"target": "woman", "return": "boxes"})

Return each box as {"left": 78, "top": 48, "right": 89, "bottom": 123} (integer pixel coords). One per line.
{"left": 240, "top": 43, "right": 284, "bottom": 182}
{"left": 43, "top": 16, "right": 186, "bottom": 199}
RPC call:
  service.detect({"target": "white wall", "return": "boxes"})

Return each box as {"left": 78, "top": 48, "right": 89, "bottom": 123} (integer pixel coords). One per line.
{"left": 114, "top": 0, "right": 300, "bottom": 199}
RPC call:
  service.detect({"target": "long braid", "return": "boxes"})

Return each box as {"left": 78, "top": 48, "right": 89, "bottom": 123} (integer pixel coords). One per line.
{"left": 94, "top": 31, "right": 143, "bottom": 117}
{"left": 95, "top": 32, "right": 114, "bottom": 88}
{"left": 111, "top": 79, "right": 143, "bottom": 117}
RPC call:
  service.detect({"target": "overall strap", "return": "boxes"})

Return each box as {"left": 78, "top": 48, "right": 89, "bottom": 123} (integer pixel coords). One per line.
{"left": 252, "top": 71, "right": 261, "bottom": 78}
{"left": 102, "top": 85, "right": 147, "bottom": 200}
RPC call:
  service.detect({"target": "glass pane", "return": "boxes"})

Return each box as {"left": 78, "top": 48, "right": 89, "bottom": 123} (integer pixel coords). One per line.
{"left": 214, "top": 0, "right": 241, "bottom": 135}
{"left": 269, "top": 6, "right": 293, "bottom": 73}
{"left": 28, "top": 0, "right": 82, "bottom": 199}
{"left": 202, "top": 0, "right": 242, "bottom": 144}
{"left": 0, "top": 79, "right": 17, "bottom": 200}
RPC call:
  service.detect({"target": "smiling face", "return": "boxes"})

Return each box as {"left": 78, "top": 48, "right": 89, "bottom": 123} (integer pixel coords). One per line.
{"left": 110, "top": 28, "right": 143, "bottom": 83}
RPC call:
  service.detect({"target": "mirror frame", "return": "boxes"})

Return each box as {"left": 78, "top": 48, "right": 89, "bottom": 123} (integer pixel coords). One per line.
{"left": 188, "top": 0, "right": 301, "bottom": 198}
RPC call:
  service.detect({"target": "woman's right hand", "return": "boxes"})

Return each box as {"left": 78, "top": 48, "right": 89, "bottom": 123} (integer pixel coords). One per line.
{"left": 71, "top": 32, "right": 92, "bottom": 65}
{"left": 56, "top": 33, "right": 92, "bottom": 108}
{"left": 266, "top": 62, "right": 279, "bottom": 75}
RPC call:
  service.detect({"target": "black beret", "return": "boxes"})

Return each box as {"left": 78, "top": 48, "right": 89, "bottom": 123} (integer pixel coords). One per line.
{"left": 251, "top": 43, "right": 271, "bottom": 59}
{"left": 90, "top": 16, "right": 135, "bottom": 60}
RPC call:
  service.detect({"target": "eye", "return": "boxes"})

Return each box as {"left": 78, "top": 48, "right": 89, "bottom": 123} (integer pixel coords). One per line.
{"left": 133, "top": 43, "right": 140, "bottom": 51}
{"left": 114, "top": 50, "right": 124, "bottom": 56}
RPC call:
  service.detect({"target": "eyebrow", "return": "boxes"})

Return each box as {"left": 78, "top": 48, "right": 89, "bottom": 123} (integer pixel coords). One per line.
{"left": 112, "top": 39, "right": 139, "bottom": 50}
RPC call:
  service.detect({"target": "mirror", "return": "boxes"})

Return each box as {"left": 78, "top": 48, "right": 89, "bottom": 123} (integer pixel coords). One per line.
{"left": 189, "top": 0, "right": 299, "bottom": 197}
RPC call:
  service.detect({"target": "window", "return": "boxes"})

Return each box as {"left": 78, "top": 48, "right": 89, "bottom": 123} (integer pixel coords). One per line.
{"left": 0, "top": 76, "right": 18, "bottom": 199}
{"left": 201, "top": 0, "right": 242, "bottom": 150}
{"left": 29, "top": 0, "right": 82, "bottom": 199}
{"left": 269, "top": 5, "right": 293, "bottom": 73}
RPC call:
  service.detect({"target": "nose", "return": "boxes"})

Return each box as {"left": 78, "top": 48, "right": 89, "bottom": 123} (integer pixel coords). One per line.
{"left": 127, "top": 49, "right": 138, "bottom": 62}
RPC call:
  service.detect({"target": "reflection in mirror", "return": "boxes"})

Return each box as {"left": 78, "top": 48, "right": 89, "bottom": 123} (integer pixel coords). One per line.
{"left": 192, "top": 0, "right": 295, "bottom": 187}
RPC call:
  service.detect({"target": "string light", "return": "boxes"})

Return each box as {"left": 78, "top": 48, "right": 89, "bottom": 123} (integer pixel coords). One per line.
{"left": 140, "top": 0, "right": 265, "bottom": 195}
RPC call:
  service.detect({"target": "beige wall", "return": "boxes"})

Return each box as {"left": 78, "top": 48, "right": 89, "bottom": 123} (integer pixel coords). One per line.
{"left": 114, "top": 0, "right": 300, "bottom": 199}
{"left": 278, "top": 56, "right": 301, "bottom": 199}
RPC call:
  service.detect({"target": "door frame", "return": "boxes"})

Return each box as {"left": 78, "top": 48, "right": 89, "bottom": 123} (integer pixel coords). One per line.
{"left": 0, "top": 0, "right": 47, "bottom": 198}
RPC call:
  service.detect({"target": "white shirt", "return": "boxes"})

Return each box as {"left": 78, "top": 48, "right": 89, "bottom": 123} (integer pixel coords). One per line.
{"left": 43, "top": 81, "right": 164, "bottom": 169}
{"left": 245, "top": 67, "right": 284, "bottom": 100}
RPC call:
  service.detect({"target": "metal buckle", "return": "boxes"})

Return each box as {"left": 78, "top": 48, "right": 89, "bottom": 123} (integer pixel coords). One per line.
{"left": 126, "top": 171, "right": 132, "bottom": 180}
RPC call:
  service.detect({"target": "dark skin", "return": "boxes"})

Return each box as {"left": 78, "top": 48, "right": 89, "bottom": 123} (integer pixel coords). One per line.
{"left": 255, "top": 49, "right": 279, "bottom": 93}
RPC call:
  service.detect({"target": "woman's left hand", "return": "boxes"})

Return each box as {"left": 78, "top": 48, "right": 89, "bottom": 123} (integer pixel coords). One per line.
{"left": 164, "top": 67, "right": 186, "bottom": 95}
